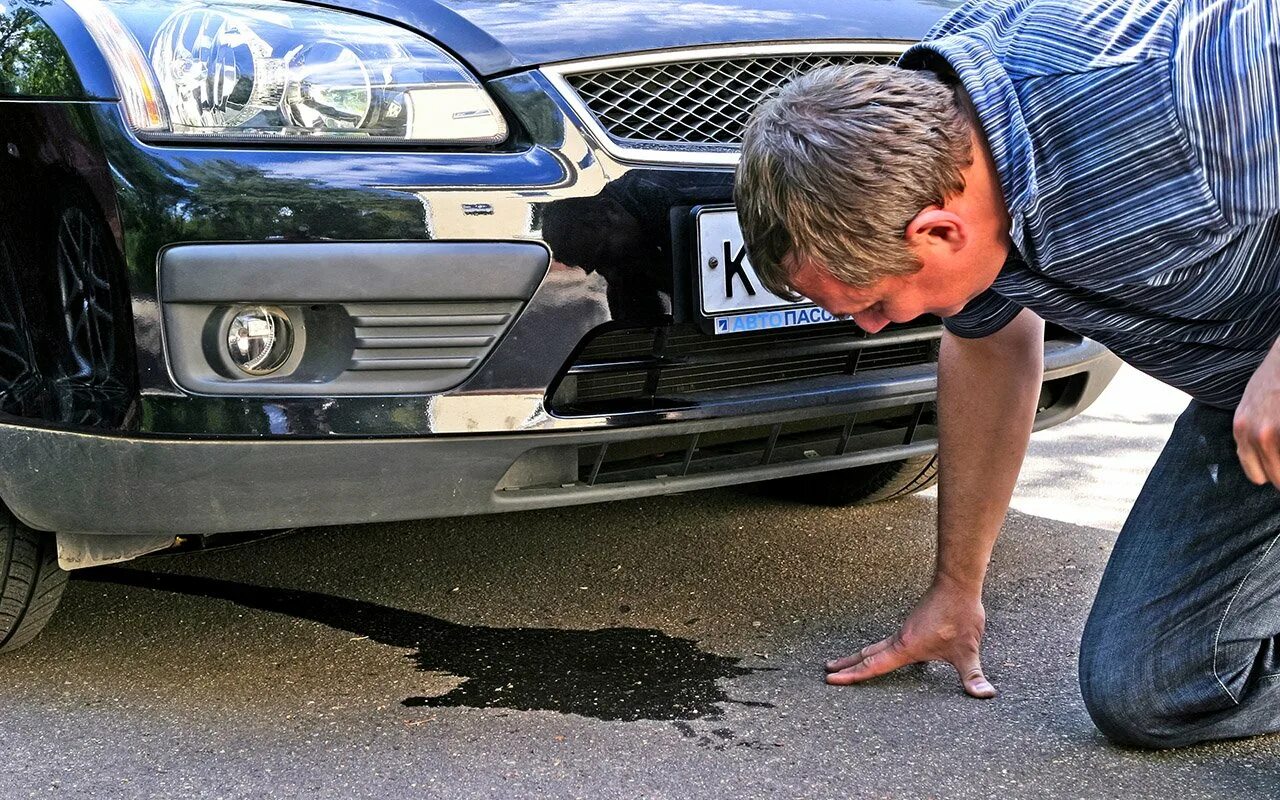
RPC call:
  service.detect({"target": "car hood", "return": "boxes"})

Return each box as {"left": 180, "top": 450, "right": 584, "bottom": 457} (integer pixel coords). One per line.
{"left": 306, "top": 0, "right": 960, "bottom": 76}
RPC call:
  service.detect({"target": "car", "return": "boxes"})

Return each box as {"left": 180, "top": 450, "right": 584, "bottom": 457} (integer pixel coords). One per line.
{"left": 0, "top": 0, "right": 1119, "bottom": 652}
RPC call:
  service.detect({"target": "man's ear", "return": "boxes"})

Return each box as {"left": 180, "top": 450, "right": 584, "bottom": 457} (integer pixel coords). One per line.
{"left": 904, "top": 208, "right": 967, "bottom": 254}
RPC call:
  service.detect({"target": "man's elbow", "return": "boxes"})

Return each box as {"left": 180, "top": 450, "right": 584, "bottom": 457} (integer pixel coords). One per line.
{"left": 943, "top": 309, "right": 1045, "bottom": 372}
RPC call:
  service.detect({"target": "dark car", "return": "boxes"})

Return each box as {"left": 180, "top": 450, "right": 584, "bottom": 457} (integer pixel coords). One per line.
{"left": 0, "top": 0, "right": 1118, "bottom": 652}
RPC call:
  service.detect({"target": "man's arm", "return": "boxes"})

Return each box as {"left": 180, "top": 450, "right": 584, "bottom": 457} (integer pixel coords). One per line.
{"left": 825, "top": 307, "right": 1044, "bottom": 697}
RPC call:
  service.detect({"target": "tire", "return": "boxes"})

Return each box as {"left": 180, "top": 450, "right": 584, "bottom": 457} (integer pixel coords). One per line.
{"left": 0, "top": 508, "right": 68, "bottom": 653}
{"left": 759, "top": 454, "right": 939, "bottom": 507}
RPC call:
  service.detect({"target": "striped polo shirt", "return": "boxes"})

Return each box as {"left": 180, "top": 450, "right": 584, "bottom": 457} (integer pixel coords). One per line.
{"left": 900, "top": 0, "right": 1280, "bottom": 409}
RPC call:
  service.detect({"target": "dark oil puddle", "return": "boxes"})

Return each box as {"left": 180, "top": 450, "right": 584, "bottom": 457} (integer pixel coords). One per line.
{"left": 80, "top": 568, "right": 775, "bottom": 722}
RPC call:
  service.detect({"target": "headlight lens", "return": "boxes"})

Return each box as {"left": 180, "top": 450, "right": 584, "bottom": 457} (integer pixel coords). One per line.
{"left": 66, "top": 0, "right": 508, "bottom": 143}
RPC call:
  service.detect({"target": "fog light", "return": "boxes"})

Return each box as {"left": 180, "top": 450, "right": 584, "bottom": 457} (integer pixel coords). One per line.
{"left": 226, "top": 306, "right": 293, "bottom": 375}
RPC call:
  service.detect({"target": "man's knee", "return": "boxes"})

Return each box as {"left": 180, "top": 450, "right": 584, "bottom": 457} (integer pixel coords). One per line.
{"left": 1078, "top": 621, "right": 1210, "bottom": 749}
{"left": 1078, "top": 654, "right": 1180, "bottom": 749}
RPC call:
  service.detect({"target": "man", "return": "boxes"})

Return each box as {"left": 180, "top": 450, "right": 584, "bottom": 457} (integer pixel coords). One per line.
{"left": 734, "top": 0, "right": 1280, "bottom": 748}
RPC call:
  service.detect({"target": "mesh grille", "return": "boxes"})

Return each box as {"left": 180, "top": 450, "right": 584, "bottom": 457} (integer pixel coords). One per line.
{"left": 563, "top": 51, "right": 901, "bottom": 147}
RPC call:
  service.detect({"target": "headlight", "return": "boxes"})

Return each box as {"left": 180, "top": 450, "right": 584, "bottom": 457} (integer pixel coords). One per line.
{"left": 65, "top": 0, "right": 508, "bottom": 143}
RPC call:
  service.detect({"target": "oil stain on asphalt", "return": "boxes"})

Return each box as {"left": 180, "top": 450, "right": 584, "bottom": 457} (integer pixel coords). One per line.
{"left": 80, "top": 567, "right": 774, "bottom": 723}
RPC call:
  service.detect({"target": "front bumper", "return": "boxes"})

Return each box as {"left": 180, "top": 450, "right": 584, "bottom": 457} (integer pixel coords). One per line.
{"left": 0, "top": 338, "right": 1118, "bottom": 536}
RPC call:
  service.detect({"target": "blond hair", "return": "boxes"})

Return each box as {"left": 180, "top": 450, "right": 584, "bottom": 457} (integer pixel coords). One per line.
{"left": 735, "top": 64, "right": 974, "bottom": 297}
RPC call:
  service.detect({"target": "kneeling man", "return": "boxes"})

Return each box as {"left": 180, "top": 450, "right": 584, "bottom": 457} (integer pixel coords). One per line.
{"left": 735, "top": 0, "right": 1280, "bottom": 748}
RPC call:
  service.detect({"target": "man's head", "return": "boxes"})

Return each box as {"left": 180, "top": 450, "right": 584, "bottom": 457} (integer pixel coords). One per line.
{"left": 735, "top": 64, "right": 1011, "bottom": 332}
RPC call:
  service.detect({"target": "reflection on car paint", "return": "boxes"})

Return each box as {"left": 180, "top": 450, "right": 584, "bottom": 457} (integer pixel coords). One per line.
{"left": 82, "top": 67, "right": 736, "bottom": 436}
{"left": 0, "top": 103, "right": 135, "bottom": 428}
{"left": 0, "top": 1, "right": 85, "bottom": 99}
{"left": 329, "top": 0, "right": 955, "bottom": 75}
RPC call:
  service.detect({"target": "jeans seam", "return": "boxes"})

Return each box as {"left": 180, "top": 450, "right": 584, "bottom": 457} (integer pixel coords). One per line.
{"left": 1213, "top": 530, "right": 1280, "bottom": 705}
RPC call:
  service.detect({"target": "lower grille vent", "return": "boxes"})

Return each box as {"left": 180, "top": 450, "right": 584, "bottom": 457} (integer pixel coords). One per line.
{"left": 549, "top": 319, "right": 942, "bottom": 415}
{"left": 578, "top": 406, "right": 934, "bottom": 486}
{"left": 342, "top": 301, "right": 520, "bottom": 388}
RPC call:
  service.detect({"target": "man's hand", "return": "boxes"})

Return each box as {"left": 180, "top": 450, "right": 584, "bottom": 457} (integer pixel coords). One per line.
{"left": 824, "top": 577, "right": 997, "bottom": 698}
{"left": 1234, "top": 339, "right": 1280, "bottom": 488}
{"left": 825, "top": 313, "right": 1040, "bottom": 701}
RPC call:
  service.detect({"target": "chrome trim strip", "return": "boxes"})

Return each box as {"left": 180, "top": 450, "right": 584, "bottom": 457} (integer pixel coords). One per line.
{"left": 540, "top": 40, "right": 912, "bottom": 167}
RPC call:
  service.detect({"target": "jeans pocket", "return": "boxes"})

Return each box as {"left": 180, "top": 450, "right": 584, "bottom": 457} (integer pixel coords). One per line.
{"left": 1212, "top": 531, "right": 1280, "bottom": 703}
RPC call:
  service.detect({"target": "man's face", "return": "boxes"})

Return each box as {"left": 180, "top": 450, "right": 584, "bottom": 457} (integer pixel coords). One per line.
{"left": 786, "top": 254, "right": 987, "bottom": 334}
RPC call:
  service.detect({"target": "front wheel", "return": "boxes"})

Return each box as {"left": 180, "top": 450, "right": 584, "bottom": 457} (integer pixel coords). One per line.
{"left": 758, "top": 454, "right": 939, "bottom": 507}
{"left": 0, "top": 509, "right": 68, "bottom": 653}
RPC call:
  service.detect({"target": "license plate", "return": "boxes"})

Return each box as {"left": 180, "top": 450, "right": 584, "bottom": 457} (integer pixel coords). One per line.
{"left": 694, "top": 206, "right": 845, "bottom": 335}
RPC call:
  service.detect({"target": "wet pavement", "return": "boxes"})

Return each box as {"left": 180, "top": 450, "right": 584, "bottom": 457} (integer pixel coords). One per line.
{"left": 2, "top": 367, "right": 1278, "bottom": 799}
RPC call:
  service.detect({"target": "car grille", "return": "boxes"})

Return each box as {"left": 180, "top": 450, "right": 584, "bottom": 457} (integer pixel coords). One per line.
{"left": 559, "top": 50, "right": 902, "bottom": 149}
{"left": 574, "top": 405, "right": 935, "bottom": 486}
{"left": 548, "top": 319, "right": 942, "bottom": 416}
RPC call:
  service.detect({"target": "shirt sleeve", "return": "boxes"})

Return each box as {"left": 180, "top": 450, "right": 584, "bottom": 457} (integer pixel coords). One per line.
{"left": 1173, "top": 0, "right": 1280, "bottom": 225}
{"left": 941, "top": 289, "right": 1025, "bottom": 339}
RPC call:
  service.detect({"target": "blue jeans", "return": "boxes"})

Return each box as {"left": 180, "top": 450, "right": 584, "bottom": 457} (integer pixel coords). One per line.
{"left": 1080, "top": 400, "right": 1280, "bottom": 748}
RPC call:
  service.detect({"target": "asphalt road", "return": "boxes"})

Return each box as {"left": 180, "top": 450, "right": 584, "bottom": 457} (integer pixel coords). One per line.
{"left": 2, "top": 366, "right": 1278, "bottom": 799}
